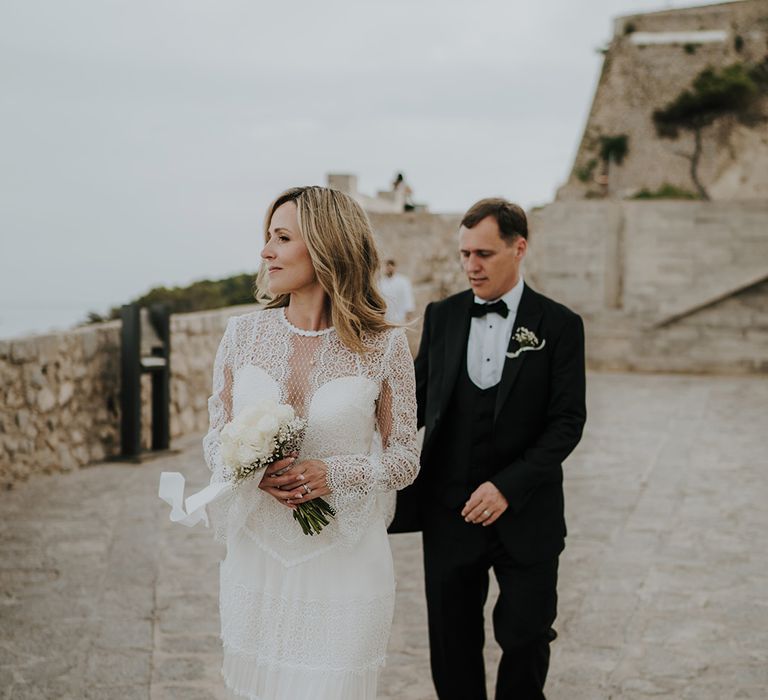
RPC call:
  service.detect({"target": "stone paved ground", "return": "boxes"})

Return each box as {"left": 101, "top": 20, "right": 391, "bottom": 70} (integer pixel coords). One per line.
{"left": 1, "top": 373, "right": 767, "bottom": 700}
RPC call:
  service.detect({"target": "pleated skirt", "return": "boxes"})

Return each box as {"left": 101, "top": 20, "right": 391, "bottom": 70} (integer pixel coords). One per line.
{"left": 220, "top": 519, "right": 395, "bottom": 700}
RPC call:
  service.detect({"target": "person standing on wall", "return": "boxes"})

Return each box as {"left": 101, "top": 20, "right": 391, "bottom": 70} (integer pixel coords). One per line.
{"left": 390, "top": 197, "right": 587, "bottom": 700}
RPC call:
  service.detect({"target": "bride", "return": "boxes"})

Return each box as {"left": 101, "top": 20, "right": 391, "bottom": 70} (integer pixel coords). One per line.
{"left": 203, "top": 185, "right": 419, "bottom": 699}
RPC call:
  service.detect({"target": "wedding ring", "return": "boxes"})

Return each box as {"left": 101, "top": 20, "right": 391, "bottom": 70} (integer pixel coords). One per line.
{"left": 483, "top": 509, "right": 491, "bottom": 517}
{"left": 303, "top": 484, "right": 311, "bottom": 494}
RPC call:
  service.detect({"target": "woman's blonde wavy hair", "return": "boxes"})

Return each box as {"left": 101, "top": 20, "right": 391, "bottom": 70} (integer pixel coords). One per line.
{"left": 255, "top": 186, "right": 393, "bottom": 354}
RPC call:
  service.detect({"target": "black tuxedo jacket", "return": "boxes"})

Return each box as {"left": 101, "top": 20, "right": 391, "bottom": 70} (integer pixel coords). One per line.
{"left": 389, "top": 284, "right": 587, "bottom": 563}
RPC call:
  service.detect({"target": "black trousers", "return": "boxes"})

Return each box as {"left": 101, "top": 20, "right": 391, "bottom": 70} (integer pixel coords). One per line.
{"left": 423, "top": 507, "right": 558, "bottom": 700}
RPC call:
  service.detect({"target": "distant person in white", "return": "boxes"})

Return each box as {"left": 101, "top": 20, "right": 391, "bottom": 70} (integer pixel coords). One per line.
{"left": 380, "top": 259, "right": 415, "bottom": 324}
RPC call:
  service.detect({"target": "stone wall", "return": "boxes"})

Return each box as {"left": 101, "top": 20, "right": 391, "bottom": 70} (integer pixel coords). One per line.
{"left": 4, "top": 197, "right": 766, "bottom": 486}
{"left": 526, "top": 200, "right": 768, "bottom": 373}
{"left": 559, "top": 0, "right": 768, "bottom": 201}
{"left": 167, "top": 305, "right": 261, "bottom": 439}
{"left": 585, "top": 278, "right": 768, "bottom": 373}
{"left": 1, "top": 322, "right": 121, "bottom": 484}
{"left": 370, "top": 202, "right": 768, "bottom": 374}
{"left": 0, "top": 209, "right": 467, "bottom": 486}
{"left": 0, "top": 305, "right": 259, "bottom": 487}
{"left": 369, "top": 211, "right": 465, "bottom": 353}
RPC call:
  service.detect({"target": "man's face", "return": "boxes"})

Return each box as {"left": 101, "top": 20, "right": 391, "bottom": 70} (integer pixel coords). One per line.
{"left": 458, "top": 215, "right": 526, "bottom": 301}
{"left": 384, "top": 261, "right": 396, "bottom": 277}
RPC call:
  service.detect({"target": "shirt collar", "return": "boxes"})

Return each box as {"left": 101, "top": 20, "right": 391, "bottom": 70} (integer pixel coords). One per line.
{"left": 473, "top": 275, "right": 524, "bottom": 316}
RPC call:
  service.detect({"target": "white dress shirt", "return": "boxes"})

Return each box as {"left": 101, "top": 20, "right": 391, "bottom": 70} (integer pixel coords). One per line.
{"left": 380, "top": 273, "right": 416, "bottom": 323}
{"left": 467, "top": 277, "right": 524, "bottom": 389}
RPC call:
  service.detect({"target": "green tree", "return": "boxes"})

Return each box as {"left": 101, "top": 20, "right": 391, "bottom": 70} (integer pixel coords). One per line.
{"left": 599, "top": 134, "right": 628, "bottom": 168}
{"left": 129, "top": 273, "right": 256, "bottom": 315}
{"left": 591, "top": 134, "right": 629, "bottom": 194}
{"left": 652, "top": 63, "right": 761, "bottom": 200}
{"left": 86, "top": 273, "right": 257, "bottom": 324}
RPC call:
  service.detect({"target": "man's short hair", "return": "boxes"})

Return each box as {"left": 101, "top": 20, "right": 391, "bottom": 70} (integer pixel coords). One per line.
{"left": 461, "top": 198, "right": 528, "bottom": 241}
{"left": 385, "top": 259, "right": 396, "bottom": 266}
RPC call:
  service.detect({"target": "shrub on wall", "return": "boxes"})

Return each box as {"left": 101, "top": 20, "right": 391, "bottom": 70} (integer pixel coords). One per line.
{"left": 599, "top": 135, "right": 629, "bottom": 166}
{"left": 576, "top": 158, "right": 598, "bottom": 183}
{"left": 631, "top": 184, "right": 700, "bottom": 200}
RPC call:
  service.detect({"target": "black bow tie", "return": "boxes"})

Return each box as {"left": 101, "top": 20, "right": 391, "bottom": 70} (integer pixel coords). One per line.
{"left": 471, "top": 299, "right": 509, "bottom": 319}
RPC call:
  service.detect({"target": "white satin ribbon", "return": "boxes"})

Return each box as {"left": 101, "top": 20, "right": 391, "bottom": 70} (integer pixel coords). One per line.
{"left": 158, "top": 471, "right": 232, "bottom": 528}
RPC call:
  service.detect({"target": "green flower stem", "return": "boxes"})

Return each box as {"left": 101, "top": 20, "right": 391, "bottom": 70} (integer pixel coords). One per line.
{"left": 293, "top": 498, "right": 336, "bottom": 536}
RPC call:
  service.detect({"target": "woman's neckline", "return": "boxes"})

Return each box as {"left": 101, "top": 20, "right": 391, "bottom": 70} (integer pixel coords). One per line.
{"left": 279, "top": 307, "right": 334, "bottom": 337}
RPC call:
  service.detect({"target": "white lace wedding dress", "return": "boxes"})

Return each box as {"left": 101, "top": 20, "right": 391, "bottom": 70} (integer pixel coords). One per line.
{"left": 202, "top": 307, "right": 419, "bottom": 700}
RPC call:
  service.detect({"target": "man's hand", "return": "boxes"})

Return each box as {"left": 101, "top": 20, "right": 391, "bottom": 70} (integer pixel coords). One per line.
{"left": 461, "top": 481, "right": 508, "bottom": 526}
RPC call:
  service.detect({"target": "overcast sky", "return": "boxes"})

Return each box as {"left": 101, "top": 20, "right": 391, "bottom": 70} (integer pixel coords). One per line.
{"left": 0, "top": 0, "right": 727, "bottom": 338}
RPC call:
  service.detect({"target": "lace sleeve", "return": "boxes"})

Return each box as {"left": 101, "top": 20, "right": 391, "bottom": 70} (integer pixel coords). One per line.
{"left": 202, "top": 317, "right": 237, "bottom": 539}
{"left": 323, "top": 329, "right": 420, "bottom": 504}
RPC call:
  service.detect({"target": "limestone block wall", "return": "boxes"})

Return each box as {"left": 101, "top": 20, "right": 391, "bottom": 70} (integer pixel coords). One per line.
{"left": 526, "top": 200, "right": 768, "bottom": 373}
{"left": 559, "top": 0, "right": 768, "bottom": 201}
{"left": 167, "top": 306, "right": 261, "bottom": 438}
{"left": 0, "top": 210, "right": 465, "bottom": 486}
{"left": 369, "top": 211, "right": 465, "bottom": 299}
{"left": 1, "top": 323, "right": 122, "bottom": 485}
{"left": 4, "top": 198, "right": 765, "bottom": 485}
{"left": 587, "top": 278, "right": 768, "bottom": 373}
{"left": 525, "top": 202, "right": 624, "bottom": 312}
{"left": 0, "top": 207, "right": 469, "bottom": 487}
{"left": 369, "top": 211, "right": 465, "bottom": 352}
{"left": 621, "top": 201, "right": 768, "bottom": 315}
{"left": 0, "top": 305, "right": 258, "bottom": 486}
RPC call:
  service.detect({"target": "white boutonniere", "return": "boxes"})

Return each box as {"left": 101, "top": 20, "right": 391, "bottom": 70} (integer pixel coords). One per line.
{"left": 506, "top": 327, "right": 546, "bottom": 359}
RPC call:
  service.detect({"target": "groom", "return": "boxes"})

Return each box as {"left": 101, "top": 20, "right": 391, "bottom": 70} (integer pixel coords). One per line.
{"left": 390, "top": 198, "right": 586, "bottom": 700}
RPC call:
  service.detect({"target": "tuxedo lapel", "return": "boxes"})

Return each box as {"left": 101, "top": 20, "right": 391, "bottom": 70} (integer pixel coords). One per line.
{"left": 494, "top": 285, "right": 543, "bottom": 421}
{"left": 438, "top": 292, "right": 473, "bottom": 411}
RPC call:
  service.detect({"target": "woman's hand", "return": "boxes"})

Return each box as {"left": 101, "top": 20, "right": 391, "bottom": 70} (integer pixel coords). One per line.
{"left": 281, "top": 459, "right": 332, "bottom": 505}
{"left": 258, "top": 454, "right": 300, "bottom": 509}
{"left": 258, "top": 456, "right": 332, "bottom": 507}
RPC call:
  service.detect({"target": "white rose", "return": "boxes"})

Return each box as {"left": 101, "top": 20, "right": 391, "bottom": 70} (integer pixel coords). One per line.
{"left": 221, "top": 421, "right": 237, "bottom": 439}
{"left": 238, "top": 406, "right": 262, "bottom": 430}
{"left": 250, "top": 433, "right": 273, "bottom": 460}
{"left": 218, "top": 400, "right": 299, "bottom": 471}
{"left": 257, "top": 414, "right": 279, "bottom": 436}
{"left": 254, "top": 398, "right": 278, "bottom": 416}
{"left": 220, "top": 438, "right": 237, "bottom": 468}
{"left": 237, "top": 442, "right": 263, "bottom": 465}
{"left": 275, "top": 404, "right": 295, "bottom": 423}
{"left": 220, "top": 422, "right": 244, "bottom": 463}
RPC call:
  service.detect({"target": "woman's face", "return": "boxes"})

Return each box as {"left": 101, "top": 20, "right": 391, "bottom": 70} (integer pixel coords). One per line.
{"left": 261, "top": 201, "right": 318, "bottom": 296}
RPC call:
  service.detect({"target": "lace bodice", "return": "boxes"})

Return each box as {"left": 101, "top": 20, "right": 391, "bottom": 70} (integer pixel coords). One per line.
{"left": 203, "top": 307, "right": 419, "bottom": 565}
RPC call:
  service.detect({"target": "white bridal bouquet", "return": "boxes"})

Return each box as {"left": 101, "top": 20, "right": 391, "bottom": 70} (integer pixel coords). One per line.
{"left": 220, "top": 399, "right": 336, "bottom": 536}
